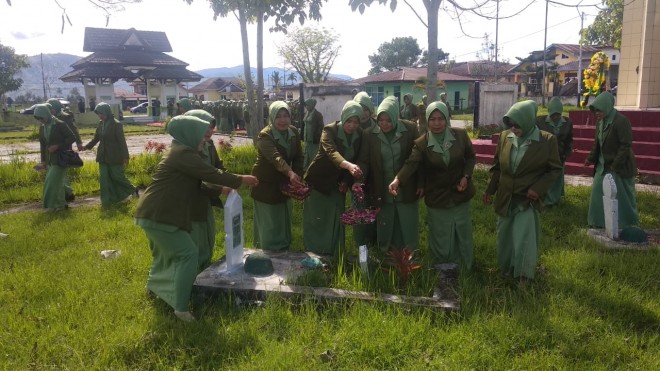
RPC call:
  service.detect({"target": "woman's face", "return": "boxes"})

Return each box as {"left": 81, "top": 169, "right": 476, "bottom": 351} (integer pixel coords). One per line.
{"left": 549, "top": 113, "right": 562, "bottom": 123}
{"left": 377, "top": 113, "right": 393, "bottom": 133}
{"left": 360, "top": 105, "right": 371, "bottom": 123}
{"left": 427, "top": 110, "right": 447, "bottom": 134}
{"left": 203, "top": 125, "right": 214, "bottom": 142}
{"left": 343, "top": 117, "right": 360, "bottom": 134}
{"left": 593, "top": 109, "right": 606, "bottom": 122}
{"left": 508, "top": 120, "right": 523, "bottom": 137}
{"left": 96, "top": 112, "right": 107, "bottom": 121}
{"left": 274, "top": 109, "right": 291, "bottom": 131}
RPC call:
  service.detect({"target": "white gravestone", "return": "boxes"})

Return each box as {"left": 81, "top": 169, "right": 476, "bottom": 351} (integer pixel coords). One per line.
{"left": 224, "top": 190, "right": 245, "bottom": 271}
{"left": 359, "top": 245, "right": 369, "bottom": 275}
{"left": 603, "top": 173, "right": 619, "bottom": 240}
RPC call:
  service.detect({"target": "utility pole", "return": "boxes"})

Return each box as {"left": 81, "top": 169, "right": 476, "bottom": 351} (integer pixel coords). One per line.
{"left": 40, "top": 53, "right": 47, "bottom": 100}
{"left": 577, "top": 11, "right": 585, "bottom": 103}
{"left": 494, "top": 0, "right": 500, "bottom": 82}
{"left": 542, "top": 0, "right": 549, "bottom": 107}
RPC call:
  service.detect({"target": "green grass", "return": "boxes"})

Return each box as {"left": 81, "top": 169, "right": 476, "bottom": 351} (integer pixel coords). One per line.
{"left": 0, "top": 146, "right": 658, "bottom": 369}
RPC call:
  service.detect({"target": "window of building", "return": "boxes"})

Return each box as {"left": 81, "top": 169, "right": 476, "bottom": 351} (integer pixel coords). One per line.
{"left": 561, "top": 53, "right": 569, "bottom": 59}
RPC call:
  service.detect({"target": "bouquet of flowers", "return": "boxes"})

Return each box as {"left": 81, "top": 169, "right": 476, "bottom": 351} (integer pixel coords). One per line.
{"left": 581, "top": 51, "right": 610, "bottom": 107}
{"left": 340, "top": 208, "right": 380, "bottom": 225}
{"left": 144, "top": 140, "right": 167, "bottom": 154}
{"left": 281, "top": 182, "right": 311, "bottom": 201}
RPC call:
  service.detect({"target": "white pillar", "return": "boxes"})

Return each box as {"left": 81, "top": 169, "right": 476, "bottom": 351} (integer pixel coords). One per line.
{"left": 603, "top": 173, "right": 619, "bottom": 240}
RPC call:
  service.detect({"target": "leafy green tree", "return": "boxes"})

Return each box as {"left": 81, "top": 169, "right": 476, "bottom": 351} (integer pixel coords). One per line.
{"left": 581, "top": 0, "right": 623, "bottom": 49}
{"left": 0, "top": 42, "right": 30, "bottom": 104}
{"left": 271, "top": 71, "right": 281, "bottom": 92}
{"left": 184, "top": 0, "right": 326, "bottom": 140}
{"left": 277, "top": 26, "right": 340, "bottom": 83}
{"left": 368, "top": 37, "right": 423, "bottom": 75}
{"left": 287, "top": 72, "right": 298, "bottom": 85}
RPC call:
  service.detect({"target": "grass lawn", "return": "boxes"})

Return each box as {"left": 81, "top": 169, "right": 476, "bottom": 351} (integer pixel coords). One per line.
{"left": 0, "top": 147, "right": 658, "bottom": 369}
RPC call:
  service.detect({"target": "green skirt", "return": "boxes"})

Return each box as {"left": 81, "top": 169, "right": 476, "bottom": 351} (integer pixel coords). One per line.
{"left": 137, "top": 220, "right": 198, "bottom": 312}
{"left": 253, "top": 199, "right": 292, "bottom": 251}
{"left": 43, "top": 164, "right": 67, "bottom": 209}
{"left": 303, "top": 189, "right": 345, "bottom": 255}
{"left": 588, "top": 169, "right": 639, "bottom": 228}
{"left": 427, "top": 201, "right": 474, "bottom": 268}
{"left": 376, "top": 201, "right": 419, "bottom": 251}
{"left": 99, "top": 163, "right": 135, "bottom": 206}
{"left": 190, "top": 204, "right": 216, "bottom": 272}
{"left": 496, "top": 201, "right": 540, "bottom": 279}
{"left": 544, "top": 164, "right": 565, "bottom": 206}
{"left": 303, "top": 142, "right": 320, "bottom": 171}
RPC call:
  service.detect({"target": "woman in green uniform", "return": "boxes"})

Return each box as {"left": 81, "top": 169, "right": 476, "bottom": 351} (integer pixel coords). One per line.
{"left": 135, "top": 116, "right": 258, "bottom": 321}
{"left": 354, "top": 96, "right": 421, "bottom": 251}
{"left": 389, "top": 101, "right": 476, "bottom": 268}
{"left": 399, "top": 93, "right": 418, "bottom": 122}
{"left": 82, "top": 103, "right": 136, "bottom": 207}
{"left": 181, "top": 109, "right": 227, "bottom": 270}
{"left": 303, "top": 98, "right": 324, "bottom": 170}
{"left": 176, "top": 98, "right": 193, "bottom": 115}
{"left": 483, "top": 100, "right": 562, "bottom": 281}
{"left": 250, "top": 101, "right": 304, "bottom": 251}
{"left": 303, "top": 101, "right": 364, "bottom": 255}
{"left": 536, "top": 96, "right": 573, "bottom": 206}
{"left": 47, "top": 98, "right": 83, "bottom": 202}
{"left": 585, "top": 92, "right": 640, "bottom": 228}
{"left": 35, "top": 104, "right": 76, "bottom": 211}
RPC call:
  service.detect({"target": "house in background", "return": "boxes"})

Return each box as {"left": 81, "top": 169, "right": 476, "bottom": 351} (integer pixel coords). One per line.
{"left": 189, "top": 77, "right": 245, "bottom": 101}
{"left": 352, "top": 67, "right": 478, "bottom": 111}
{"left": 441, "top": 60, "right": 516, "bottom": 83}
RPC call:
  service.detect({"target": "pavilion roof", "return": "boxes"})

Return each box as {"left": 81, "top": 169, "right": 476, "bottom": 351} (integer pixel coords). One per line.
{"left": 83, "top": 27, "right": 172, "bottom": 52}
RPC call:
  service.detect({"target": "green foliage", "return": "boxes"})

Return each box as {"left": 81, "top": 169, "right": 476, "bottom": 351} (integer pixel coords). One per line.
{"left": 277, "top": 26, "right": 340, "bottom": 83}
{"left": 368, "top": 36, "right": 424, "bottom": 75}
{"left": 581, "top": 0, "right": 623, "bottom": 49}
{"left": 0, "top": 42, "right": 30, "bottom": 96}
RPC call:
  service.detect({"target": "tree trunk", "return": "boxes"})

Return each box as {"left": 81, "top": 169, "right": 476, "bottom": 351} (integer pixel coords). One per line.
{"left": 256, "top": 9, "right": 265, "bottom": 134}
{"left": 425, "top": 0, "right": 441, "bottom": 102}
{"left": 238, "top": 8, "right": 258, "bottom": 144}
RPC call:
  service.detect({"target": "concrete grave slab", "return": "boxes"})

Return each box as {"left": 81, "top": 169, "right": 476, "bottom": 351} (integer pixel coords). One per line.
{"left": 195, "top": 248, "right": 459, "bottom": 311}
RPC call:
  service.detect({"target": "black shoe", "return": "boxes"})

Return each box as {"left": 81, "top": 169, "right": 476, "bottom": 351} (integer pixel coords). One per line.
{"left": 133, "top": 188, "right": 140, "bottom": 198}
{"left": 65, "top": 193, "right": 75, "bottom": 202}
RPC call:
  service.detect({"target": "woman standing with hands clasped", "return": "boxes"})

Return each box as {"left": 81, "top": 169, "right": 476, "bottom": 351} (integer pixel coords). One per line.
{"left": 483, "top": 100, "right": 561, "bottom": 282}
{"left": 135, "top": 115, "right": 258, "bottom": 322}
{"left": 353, "top": 96, "right": 421, "bottom": 251}
{"left": 389, "top": 101, "right": 476, "bottom": 268}
{"left": 303, "top": 101, "right": 364, "bottom": 255}
{"left": 250, "top": 101, "right": 304, "bottom": 251}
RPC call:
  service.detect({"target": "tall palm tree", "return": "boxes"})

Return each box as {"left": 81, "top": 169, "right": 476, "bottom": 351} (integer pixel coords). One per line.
{"left": 287, "top": 72, "right": 298, "bottom": 85}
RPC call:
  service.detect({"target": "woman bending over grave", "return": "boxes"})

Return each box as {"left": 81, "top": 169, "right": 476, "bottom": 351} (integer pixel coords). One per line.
{"left": 303, "top": 100, "right": 364, "bottom": 255}
{"left": 250, "top": 101, "right": 304, "bottom": 251}
{"left": 483, "top": 100, "right": 562, "bottom": 283}
{"left": 135, "top": 116, "right": 258, "bottom": 322}
{"left": 389, "top": 101, "right": 476, "bottom": 269}
{"left": 585, "top": 92, "right": 640, "bottom": 229}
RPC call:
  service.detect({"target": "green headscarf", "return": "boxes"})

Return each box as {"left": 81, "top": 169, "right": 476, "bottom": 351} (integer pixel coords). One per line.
{"left": 304, "top": 98, "right": 317, "bottom": 110}
{"left": 94, "top": 102, "right": 113, "bottom": 118}
{"left": 376, "top": 96, "right": 400, "bottom": 131}
{"left": 338, "top": 101, "right": 362, "bottom": 156}
{"left": 46, "top": 98, "right": 63, "bottom": 114}
{"left": 166, "top": 115, "right": 209, "bottom": 149}
{"left": 547, "top": 96, "right": 563, "bottom": 116}
{"left": 425, "top": 101, "right": 453, "bottom": 162}
{"left": 269, "top": 101, "right": 293, "bottom": 154}
{"left": 183, "top": 109, "right": 215, "bottom": 126}
{"left": 503, "top": 100, "right": 538, "bottom": 137}
{"left": 177, "top": 98, "right": 193, "bottom": 113}
{"left": 33, "top": 104, "right": 53, "bottom": 121}
{"left": 353, "top": 91, "right": 374, "bottom": 114}
{"left": 589, "top": 92, "right": 617, "bottom": 135}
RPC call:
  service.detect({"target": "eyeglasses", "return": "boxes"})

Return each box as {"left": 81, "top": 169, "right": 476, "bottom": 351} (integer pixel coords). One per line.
{"left": 505, "top": 122, "right": 521, "bottom": 129}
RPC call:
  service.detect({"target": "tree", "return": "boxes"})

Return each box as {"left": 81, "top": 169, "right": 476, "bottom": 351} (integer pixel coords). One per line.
{"left": 277, "top": 26, "right": 340, "bottom": 83}
{"left": 581, "top": 0, "right": 623, "bottom": 49}
{"left": 0, "top": 43, "right": 30, "bottom": 106}
{"left": 287, "top": 72, "right": 298, "bottom": 85}
{"left": 271, "top": 71, "right": 281, "bottom": 92}
{"left": 184, "top": 0, "right": 327, "bottom": 141}
{"left": 368, "top": 37, "right": 423, "bottom": 75}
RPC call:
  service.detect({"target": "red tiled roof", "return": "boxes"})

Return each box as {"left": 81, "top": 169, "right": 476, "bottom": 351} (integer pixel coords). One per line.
{"left": 352, "top": 67, "right": 476, "bottom": 84}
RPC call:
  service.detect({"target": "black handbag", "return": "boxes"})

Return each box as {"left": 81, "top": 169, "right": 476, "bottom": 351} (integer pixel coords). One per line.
{"left": 57, "top": 150, "right": 84, "bottom": 168}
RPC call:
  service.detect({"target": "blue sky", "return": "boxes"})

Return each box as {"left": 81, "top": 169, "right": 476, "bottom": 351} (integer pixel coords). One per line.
{"left": 0, "top": 0, "right": 600, "bottom": 78}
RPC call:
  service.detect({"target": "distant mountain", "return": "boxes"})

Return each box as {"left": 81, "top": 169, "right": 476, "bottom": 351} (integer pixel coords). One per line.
{"left": 7, "top": 54, "right": 353, "bottom": 99}
{"left": 196, "top": 65, "right": 353, "bottom": 86}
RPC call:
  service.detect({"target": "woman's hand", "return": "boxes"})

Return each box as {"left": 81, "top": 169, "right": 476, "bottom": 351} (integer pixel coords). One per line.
{"left": 241, "top": 175, "right": 259, "bottom": 187}
{"left": 526, "top": 189, "right": 539, "bottom": 201}
{"left": 341, "top": 161, "right": 363, "bottom": 179}
{"left": 47, "top": 144, "right": 58, "bottom": 153}
{"left": 287, "top": 170, "right": 304, "bottom": 187}
{"left": 222, "top": 186, "right": 233, "bottom": 195}
{"left": 456, "top": 176, "right": 469, "bottom": 192}
{"left": 482, "top": 192, "right": 492, "bottom": 205}
{"left": 388, "top": 178, "right": 400, "bottom": 196}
